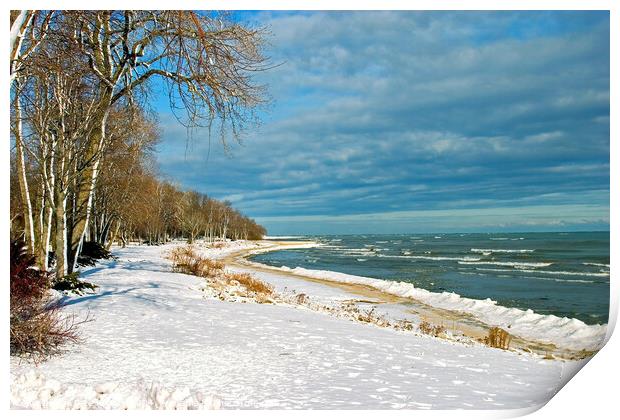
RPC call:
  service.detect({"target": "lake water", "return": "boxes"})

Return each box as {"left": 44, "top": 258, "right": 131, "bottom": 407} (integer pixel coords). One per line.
{"left": 252, "top": 232, "right": 610, "bottom": 325}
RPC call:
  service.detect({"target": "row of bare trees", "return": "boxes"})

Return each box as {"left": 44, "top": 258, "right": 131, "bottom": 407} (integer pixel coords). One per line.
{"left": 10, "top": 10, "right": 268, "bottom": 278}
{"left": 87, "top": 113, "right": 267, "bottom": 247}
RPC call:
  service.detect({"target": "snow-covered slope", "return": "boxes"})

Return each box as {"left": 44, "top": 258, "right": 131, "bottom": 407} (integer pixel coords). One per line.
{"left": 11, "top": 242, "right": 588, "bottom": 410}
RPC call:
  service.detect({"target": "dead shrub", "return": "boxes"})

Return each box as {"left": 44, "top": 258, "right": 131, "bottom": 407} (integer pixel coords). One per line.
{"left": 419, "top": 320, "right": 446, "bottom": 337}
{"left": 10, "top": 302, "right": 82, "bottom": 360}
{"left": 224, "top": 272, "right": 274, "bottom": 296}
{"left": 294, "top": 293, "right": 309, "bottom": 305}
{"left": 168, "top": 246, "right": 196, "bottom": 269}
{"left": 169, "top": 246, "right": 224, "bottom": 278}
{"left": 356, "top": 307, "right": 377, "bottom": 323}
{"left": 336, "top": 302, "right": 391, "bottom": 327}
{"left": 10, "top": 239, "right": 82, "bottom": 360}
{"left": 394, "top": 319, "right": 414, "bottom": 331}
{"left": 485, "top": 327, "right": 511, "bottom": 350}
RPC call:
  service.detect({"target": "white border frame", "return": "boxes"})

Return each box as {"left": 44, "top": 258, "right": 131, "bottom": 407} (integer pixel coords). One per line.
{"left": 3, "top": 2, "right": 616, "bottom": 419}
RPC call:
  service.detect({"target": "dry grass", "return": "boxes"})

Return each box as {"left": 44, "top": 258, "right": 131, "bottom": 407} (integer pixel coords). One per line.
{"left": 169, "top": 245, "right": 277, "bottom": 304}
{"left": 338, "top": 302, "right": 391, "bottom": 327}
{"left": 485, "top": 326, "right": 512, "bottom": 350}
{"left": 294, "top": 293, "right": 309, "bottom": 305}
{"left": 168, "top": 246, "right": 224, "bottom": 278}
{"left": 224, "top": 272, "right": 274, "bottom": 296}
{"left": 419, "top": 320, "right": 447, "bottom": 337}
{"left": 394, "top": 319, "right": 414, "bottom": 331}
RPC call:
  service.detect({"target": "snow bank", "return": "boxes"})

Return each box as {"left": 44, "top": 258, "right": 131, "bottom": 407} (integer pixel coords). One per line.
{"left": 244, "top": 241, "right": 321, "bottom": 255}
{"left": 185, "top": 239, "right": 320, "bottom": 262}
{"left": 250, "top": 263, "right": 607, "bottom": 351}
{"left": 11, "top": 370, "right": 221, "bottom": 410}
{"left": 263, "top": 235, "right": 306, "bottom": 239}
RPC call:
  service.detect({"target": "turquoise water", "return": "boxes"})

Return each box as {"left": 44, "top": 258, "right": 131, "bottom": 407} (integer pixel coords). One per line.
{"left": 252, "top": 232, "right": 610, "bottom": 325}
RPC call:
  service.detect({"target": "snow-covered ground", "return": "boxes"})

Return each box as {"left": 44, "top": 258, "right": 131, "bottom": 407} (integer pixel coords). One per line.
{"left": 11, "top": 241, "right": 589, "bottom": 410}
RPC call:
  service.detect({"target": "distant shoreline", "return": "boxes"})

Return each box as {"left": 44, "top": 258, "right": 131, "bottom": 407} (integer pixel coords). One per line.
{"left": 261, "top": 230, "right": 610, "bottom": 237}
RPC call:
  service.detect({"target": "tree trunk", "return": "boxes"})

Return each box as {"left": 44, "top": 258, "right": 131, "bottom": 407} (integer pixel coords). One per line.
{"left": 42, "top": 204, "right": 53, "bottom": 270}
{"left": 10, "top": 11, "right": 34, "bottom": 84}
{"left": 12, "top": 86, "right": 35, "bottom": 254}
{"left": 54, "top": 187, "right": 68, "bottom": 278}
{"left": 70, "top": 105, "right": 110, "bottom": 272}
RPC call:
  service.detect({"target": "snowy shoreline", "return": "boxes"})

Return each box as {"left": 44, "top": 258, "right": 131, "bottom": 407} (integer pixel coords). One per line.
{"left": 238, "top": 241, "right": 608, "bottom": 352}
{"left": 10, "top": 240, "right": 592, "bottom": 409}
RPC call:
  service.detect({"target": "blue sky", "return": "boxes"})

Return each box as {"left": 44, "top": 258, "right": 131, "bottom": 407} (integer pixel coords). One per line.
{"left": 153, "top": 11, "right": 609, "bottom": 235}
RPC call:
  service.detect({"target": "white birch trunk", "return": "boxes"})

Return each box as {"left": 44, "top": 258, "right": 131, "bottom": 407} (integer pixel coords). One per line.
{"left": 13, "top": 86, "right": 36, "bottom": 254}
{"left": 10, "top": 11, "right": 34, "bottom": 84}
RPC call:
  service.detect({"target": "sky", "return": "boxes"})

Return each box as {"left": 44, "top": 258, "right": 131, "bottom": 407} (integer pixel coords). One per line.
{"left": 153, "top": 11, "right": 610, "bottom": 235}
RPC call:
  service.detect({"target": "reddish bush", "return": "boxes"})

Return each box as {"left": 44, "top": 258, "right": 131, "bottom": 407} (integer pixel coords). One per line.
{"left": 10, "top": 239, "right": 80, "bottom": 359}
{"left": 10, "top": 240, "right": 50, "bottom": 306}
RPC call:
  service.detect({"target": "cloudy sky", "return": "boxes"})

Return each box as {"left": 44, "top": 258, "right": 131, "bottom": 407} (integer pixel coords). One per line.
{"left": 154, "top": 11, "right": 609, "bottom": 235}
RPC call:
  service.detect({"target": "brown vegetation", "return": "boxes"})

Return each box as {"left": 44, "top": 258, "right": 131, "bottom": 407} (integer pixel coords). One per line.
{"left": 485, "top": 327, "right": 512, "bottom": 350}
{"left": 10, "top": 303, "right": 82, "bottom": 361}
{"left": 294, "top": 293, "right": 309, "bottom": 305}
{"left": 168, "top": 245, "right": 275, "bottom": 304}
{"left": 10, "top": 239, "right": 82, "bottom": 360}
{"left": 419, "top": 320, "right": 447, "bottom": 337}
{"left": 223, "top": 272, "right": 274, "bottom": 296}
{"left": 169, "top": 246, "right": 224, "bottom": 278}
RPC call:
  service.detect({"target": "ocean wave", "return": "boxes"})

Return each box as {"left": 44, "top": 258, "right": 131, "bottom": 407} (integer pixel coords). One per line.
{"left": 380, "top": 255, "right": 481, "bottom": 262}
{"left": 471, "top": 248, "right": 535, "bottom": 254}
{"left": 583, "top": 262, "right": 610, "bottom": 268}
{"left": 340, "top": 247, "right": 379, "bottom": 253}
{"left": 258, "top": 264, "right": 606, "bottom": 351}
{"left": 342, "top": 251, "right": 376, "bottom": 257}
{"left": 553, "top": 279, "right": 594, "bottom": 284}
{"left": 458, "top": 261, "right": 552, "bottom": 268}
{"left": 462, "top": 272, "right": 595, "bottom": 284}
{"left": 475, "top": 267, "right": 610, "bottom": 278}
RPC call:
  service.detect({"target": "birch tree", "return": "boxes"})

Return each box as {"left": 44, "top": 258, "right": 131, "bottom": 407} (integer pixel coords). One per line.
{"left": 10, "top": 11, "right": 53, "bottom": 255}
{"left": 11, "top": 10, "right": 268, "bottom": 275}
{"left": 64, "top": 10, "right": 267, "bottom": 271}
